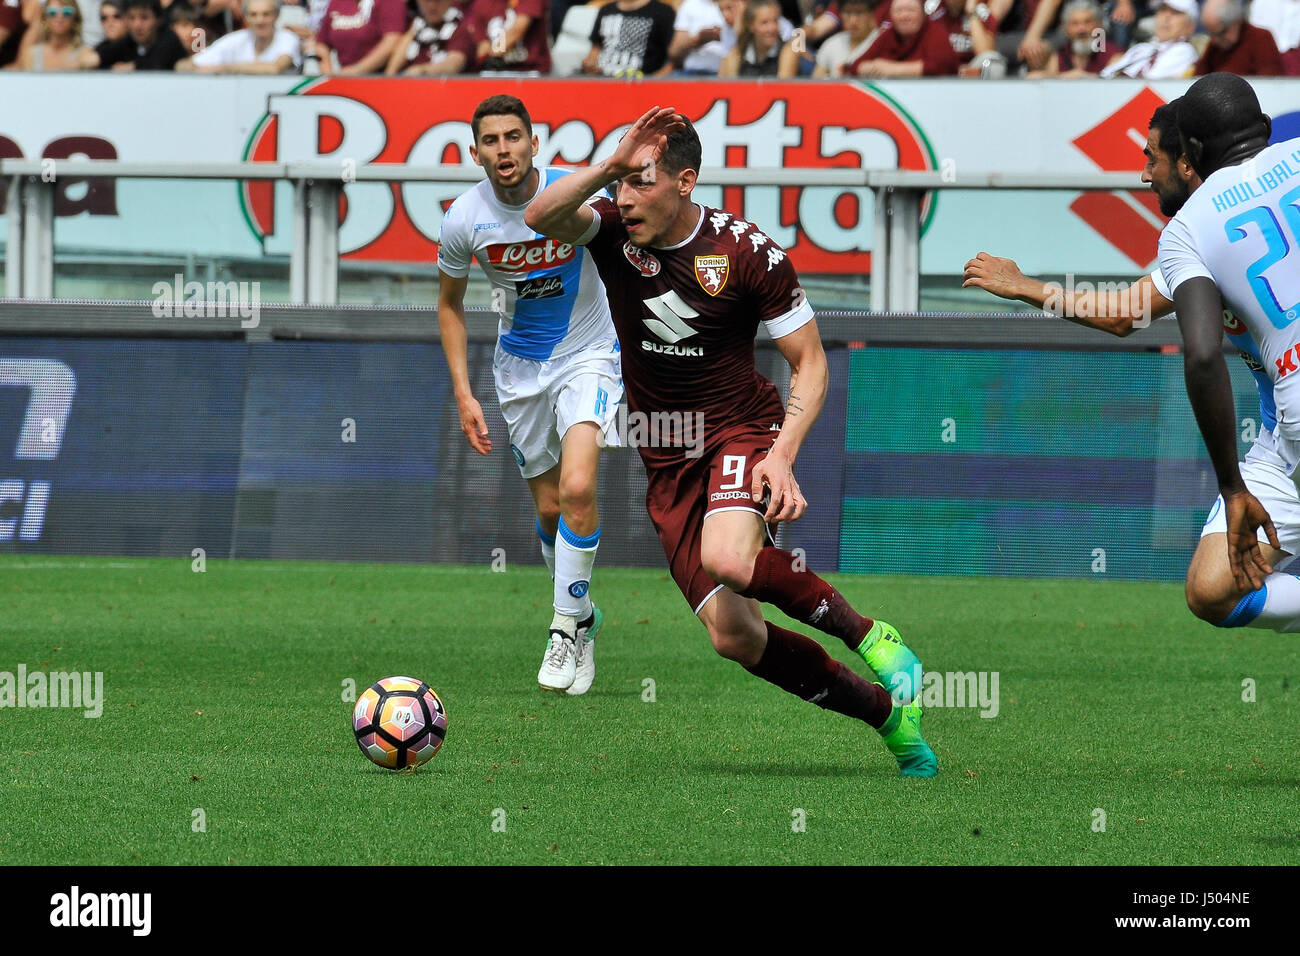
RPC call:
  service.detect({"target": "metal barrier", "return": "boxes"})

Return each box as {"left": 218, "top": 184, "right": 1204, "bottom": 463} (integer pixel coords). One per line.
{"left": 2, "top": 160, "right": 1140, "bottom": 309}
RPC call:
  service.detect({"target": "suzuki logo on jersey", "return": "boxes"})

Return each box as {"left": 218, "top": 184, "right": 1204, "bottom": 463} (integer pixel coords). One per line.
{"left": 641, "top": 291, "right": 702, "bottom": 357}
{"left": 623, "top": 242, "right": 661, "bottom": 276}
{"left": 695, "top": 256, "right": 729, "bottom": 296}
{"left": 484, "top": 238, "right": 576, "bottom": 275}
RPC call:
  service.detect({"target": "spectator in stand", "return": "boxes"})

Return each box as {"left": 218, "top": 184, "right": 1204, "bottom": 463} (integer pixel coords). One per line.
{"left": 97, "top": 0, "right": 124, "bottom": 41}
{"left": 385, "top": 0, "right": 460, "bottom": 73}
{"left": 1027, "top": 0, "right": 1121, "bottom": 74}
{"left": 720, "top": 0, "right": 792, "bottom": 74}
{"left": 161, "top": 0, "right": 242, "bottom": 42}
{"left": 1, "top": 0, "right": 37, "bottom": 67}
{"left": 308, "top": 0, "right": 406, "bottom": 74}
{"left": 176, "top": 0, "right": 299, "bottom": 70}
{"left": 929, "top": 0, "right": 998, "bottom": 67}
{"left": 851, "top": 0, "right": 961, "bottom": 74}
{"left": 1106, "top": 0, "right": 1146, "bottom": 48}
{"left": 1099, "top": 0, "right": 1197, "bottom": 75}
{"left": 1249, "top": 0, "right": 1300, "bottom": 73}
{"left": 584, "top": 0, "right": 676, "bottom": 76}
{"left": 439, "top": 0, "right": 550, "bottom": 74}
{"left": 670, "top": 0, "right": 739, "bottom": 74}
{"left": 1196, "top": 0, "right": 1283, "bottom": 73}
{"left": 16, "top": 1, "right": 91, "bottom": 68}
{"left": 809, "top": 0, "right": 881, "bottom": 75}
{"left": 169, "top": 0, "right": 206, "bottom": 53}
{"left": 86, "top": 0, "right": 187, "bottom": 67}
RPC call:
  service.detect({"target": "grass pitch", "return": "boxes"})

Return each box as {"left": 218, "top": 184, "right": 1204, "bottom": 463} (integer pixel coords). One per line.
{"left": 0, "top": 556, "right": 1296, "bottom": 865}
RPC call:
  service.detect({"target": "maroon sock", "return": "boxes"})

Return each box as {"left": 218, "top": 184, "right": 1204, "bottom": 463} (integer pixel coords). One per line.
{"left": 745, "top": 622, "right": 893, "bottom": 728}
{"left": 739, "top": 546, "right": 874, "bottom": 648}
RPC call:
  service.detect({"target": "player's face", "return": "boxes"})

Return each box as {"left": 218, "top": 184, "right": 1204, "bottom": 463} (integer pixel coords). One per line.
{"left": 615, "top": 164, "right": 687, "bottom": 248}
{"left": 1142, "top": 128, "right": 1192, "bottom": 218}
{"left": 470, "top": 115, "right": 538, "bottom": 190}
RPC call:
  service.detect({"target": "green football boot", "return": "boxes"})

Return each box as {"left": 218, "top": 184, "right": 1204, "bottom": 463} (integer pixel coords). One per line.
{"left": 879, "top": 698, "right": 937, "bottom": 778}
{"left": 855, "top": 620, "right": 923, "bottom": 705}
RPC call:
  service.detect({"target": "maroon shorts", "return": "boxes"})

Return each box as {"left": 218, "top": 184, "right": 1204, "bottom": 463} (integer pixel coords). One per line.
{"left": 643, "top": 420, "right": 781, "bottom": 614}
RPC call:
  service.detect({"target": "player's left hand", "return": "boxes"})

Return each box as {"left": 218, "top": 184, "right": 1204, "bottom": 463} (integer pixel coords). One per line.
{"left": 1223, "top": 490, "right": 1280, "bottom": 592}
{"left": 752, "top": 455, "right": 806, "bottom": 523}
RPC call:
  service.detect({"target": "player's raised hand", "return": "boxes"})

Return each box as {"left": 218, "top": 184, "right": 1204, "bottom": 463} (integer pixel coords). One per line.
{"left": 457, "top": 394, "right": 492, "bottom": 456}
{"left": 752, "top": 455, "right": 807, "bottom": 523}
{"left": 1223, "top": 490, "right": 1279, "bottom": 592}
{"left": 962, "top": 252, "right": 1028, "bottom": 301}
{"left": 608, "top": 106, "right": 686, "bottom": 179}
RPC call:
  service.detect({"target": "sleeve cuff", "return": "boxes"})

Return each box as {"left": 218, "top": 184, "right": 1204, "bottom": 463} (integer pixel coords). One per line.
{"left": 764, "top": 298, "right": 815, "bottom": 339}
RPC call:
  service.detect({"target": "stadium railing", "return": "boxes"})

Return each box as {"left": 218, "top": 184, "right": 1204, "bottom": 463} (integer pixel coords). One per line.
{"left": 2, "top": 159, "right": 1140, "bottom": 309}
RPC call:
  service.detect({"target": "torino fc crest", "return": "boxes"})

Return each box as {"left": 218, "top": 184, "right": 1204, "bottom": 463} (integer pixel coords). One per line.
{"left": 694, "top": 255, "right": 729, "bottom": 296}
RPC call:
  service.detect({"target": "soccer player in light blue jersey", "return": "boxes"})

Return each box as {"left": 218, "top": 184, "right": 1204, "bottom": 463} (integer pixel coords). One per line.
{"left": 965, "top": 97, "right": 1293, "bottom": 632}
{"left": 1160, "top": 73, "right": 1300, "bottom": 634}
{"left": 437, "top": 95, "right": 623, "bottom": 693}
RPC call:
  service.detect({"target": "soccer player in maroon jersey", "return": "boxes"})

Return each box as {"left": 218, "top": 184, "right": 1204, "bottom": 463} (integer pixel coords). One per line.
{"left": 527, "top": 107, "right": 936, "bottom": 775}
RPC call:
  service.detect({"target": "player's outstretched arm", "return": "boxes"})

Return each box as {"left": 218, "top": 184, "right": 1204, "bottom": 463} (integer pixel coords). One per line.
{"left": 963, "top": 252, "right": 1173, "bottom": 336}
{"left": 751, "top": 320, "right": 828, "bottom": 523}
{"left": 437, "top": 269, "right": 491, "bottom": 456}
{"left": 1174, "top": 275, "right": 1278, "bottom": 590}
{"left": 525, "top": 106, "right": 686, "bottom": 244}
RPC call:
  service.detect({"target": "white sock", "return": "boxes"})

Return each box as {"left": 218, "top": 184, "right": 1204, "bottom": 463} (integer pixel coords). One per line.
{"left": 555, "top": 516, "right": 598, "bottom": 619}
{"left": 1248, "top": 572, "right": 1300, "bottom": 632}
{"left": 537, "top": 518, "right": 556, "bottom": 580}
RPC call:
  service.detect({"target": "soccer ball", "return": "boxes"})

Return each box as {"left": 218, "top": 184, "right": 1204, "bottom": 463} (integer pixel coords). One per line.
{"left": 352, "top": 676, "right": 448, "bottom": 770}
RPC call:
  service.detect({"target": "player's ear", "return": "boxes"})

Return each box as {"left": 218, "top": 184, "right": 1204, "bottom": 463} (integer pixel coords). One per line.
{"left": 469, "top": 143, "right": 482, "bottom": 168}
{"left": 1176, "top": 154, "right": 1195, "bottom": 181}
{"left": 531, "top": 134, "right": 539, "bottom": 157}
{"left": 678, "top": 167, "right": 697, "bottom": 197}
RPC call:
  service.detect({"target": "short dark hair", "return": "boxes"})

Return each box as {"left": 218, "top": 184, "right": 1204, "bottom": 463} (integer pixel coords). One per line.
{"left": 1177, "top": 73, "right": 1271, "bottom": 178}
{"left": 122, "top": 0, "right": 162, "bottom": 15}
{"left": 660, "top": 115, "right": 702, "bottom": 176}
{"left": 1149, "top": 99, "right": 1182, "bottom": 162}
{"left": 169, "top": 0, "right": 201, "bottom": 22}
{"left": 839, "top": 0, "right": 874, "bottom": 10}
{"left": 471, "top": 95, "right": 533, "bottom": 142}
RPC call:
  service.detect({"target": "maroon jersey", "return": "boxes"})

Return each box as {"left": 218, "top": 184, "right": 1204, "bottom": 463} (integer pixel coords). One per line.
{"left": 578, "top": 198, "right": 814, "bottom": 468}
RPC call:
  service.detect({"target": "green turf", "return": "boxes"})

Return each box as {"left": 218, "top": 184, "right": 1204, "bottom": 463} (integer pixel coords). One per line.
{"left": 0, "top": 556, "right": 1296, "bottom": 865}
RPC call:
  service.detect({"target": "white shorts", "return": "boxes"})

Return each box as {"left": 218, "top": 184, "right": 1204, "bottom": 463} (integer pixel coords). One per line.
{"left": 493, "top": 338, "right": 623, "bottom": 480}
{"left": 1201, "top": 430, "right": 1300, "bottom": 555}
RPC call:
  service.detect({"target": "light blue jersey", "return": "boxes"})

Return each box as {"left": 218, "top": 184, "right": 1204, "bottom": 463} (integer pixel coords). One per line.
{"left": 438, "top": 166, "right": 615, "bottom": 362}
{"left": 1159, "top": 138, "right": 1300, "bottom": 441}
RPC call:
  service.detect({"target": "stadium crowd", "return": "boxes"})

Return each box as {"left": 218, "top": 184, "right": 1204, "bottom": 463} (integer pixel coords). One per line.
{"left": 0, "top": 0, "right": 1296, "bottom": 76}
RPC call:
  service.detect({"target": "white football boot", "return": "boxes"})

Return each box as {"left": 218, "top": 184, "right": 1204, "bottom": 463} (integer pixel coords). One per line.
{"left": 537, "top": 613, "right": 578, "bottom": 692}
{"left": 566, "top": 605, "right": 602, "bottom": 696}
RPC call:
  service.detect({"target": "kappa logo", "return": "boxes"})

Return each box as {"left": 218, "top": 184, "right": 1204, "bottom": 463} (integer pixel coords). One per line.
{"left": 623, "top": 241, "right": 661, "bottom": 276}
{"left": 695, "top": 255, "right": 729, "bottom": 296}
